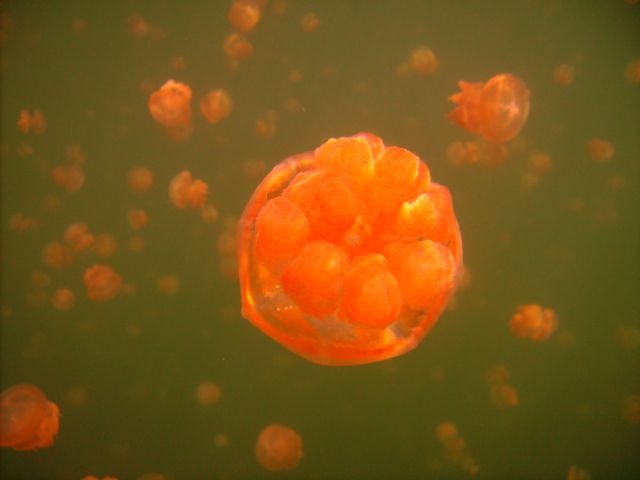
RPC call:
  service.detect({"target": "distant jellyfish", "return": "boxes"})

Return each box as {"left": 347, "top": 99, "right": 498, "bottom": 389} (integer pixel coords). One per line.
{"left": 552, "top": 63, "right": 576, "bottom": 86}
{"left": 51, "top": 287, "right": 75, "bottom": 311}
{"left": 51, "top": 165, "right": 85, "bottom": 193}
{"left": 127, "top": 209, "right": 148, "bottom": 230}
{"left": 42, "top": 241, "right": 74, "bottom": 269}
{"left": 199, "top": 89, "right": 233, "bottom": 124}
{"left": 156, "top": 274, "right": 179, "bottom": 295}
{"left": 83, "top": 264, "right": 122, "bottom": 302}
{"left": 0, "top": 384, "right": 60, "bottom": 451}
{"left": 448, "top": 73, "right": 530, "bottom": 143}
{"left": 509, "top": 303, "right": 558, "bottom": 341}
{"left": 624, "top": 59, "right": 640, "bottom": 84}
{"left": 621, "top": 394, "right": 640, "bottom": 424}
{"left": 223, "top": 32, "right": 254, "bottom": 65}
{"left": 228, "top": 0, "right": 261, "bottom": 33}
{"left": 64, "top": 222, "right": 95, "bottom": 253}
{"left": 408, "top": 46, "right": 439, "bottom": 76}
{"left": 194, "top": 381, "right": 221, "bottom": 406}
{"left": 16, "top": 109, "right": 47, "bottom": 135}
{"left": 93, "top": 234, "right": 117, "bottom": 259}
{"left": 126, "top": 166, "right": 154, "bottom": 193}
{"left": 300, "top": 12, "right": 320, "bottom": 33}
{"left": 585, "top": 137, "right": 614, "bottom": 163}
{"left": 255, "top": 424, "right": 303, "bottom": 472}
{"left": 148, "top": 80, "right": 193, "bottom": 140}
{"left": 168, "top": 171, "right": 208, "bottom": 209}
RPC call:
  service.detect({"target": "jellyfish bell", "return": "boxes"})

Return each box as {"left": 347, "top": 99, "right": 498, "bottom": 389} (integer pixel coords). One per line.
{"left": 237, "top": 133, "right": 463, "bottom": 365}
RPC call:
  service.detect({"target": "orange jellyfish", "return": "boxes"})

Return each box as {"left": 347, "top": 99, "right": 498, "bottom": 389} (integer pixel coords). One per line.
{"left": 83, "top": 264, "right": 122, "bottom": 302}
{"left": 448, "top": 73, "right": 530, "bottom": 143}
{"left": 238, "top": 133, "right": 463, "bottom": 365}
{"left": 168, "top": 171, "right": 208, "bottom": 209}
{"left": 255, "top": 424, "right": 302, "bottom": 472}
{"left": 509, "top": 303, "right": 557, "bottom": 341}
{"left": 199, "top": 89, "right": 233, "bottom": 124}
{"left": 0, "top": 384, "right": 60, "bottom": 451}
{"left": 148, "top": 80, "right": 192, "bottom": 140}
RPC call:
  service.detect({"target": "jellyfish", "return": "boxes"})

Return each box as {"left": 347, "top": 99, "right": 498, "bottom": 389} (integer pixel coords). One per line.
{"left": 168, "top": 171, "right": 208, "bottom": 209}
{"left": 127, "top": 166, "right": 154, "bottom": 193}
{"left": 238, "top": 133, "right": 463, "bottom": 365}
{"left": 83, "top": 264, "right": 122, "bottom": 302}
{"left": 148, "top": 80, "right": 192, "bottom": 140}
{"left": 255, "top": 424, "right": 302, "bottom": 472}
{"left": 448, "top": 73, "right": 530, "bottom": 143}
{"left": 0, "top": 384, "right": 60, "bottom": 451}
{"left": 200, "top": 89, "right": 233, "bottom": 124}
{"left": 228, "top": 0, "right": 261, "bottom": 33}
{"left": 509, "top": 303, "right": 557, "bottom": 341}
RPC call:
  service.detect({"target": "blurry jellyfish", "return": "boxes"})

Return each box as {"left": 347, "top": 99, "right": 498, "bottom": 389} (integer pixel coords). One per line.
{"left": 255, "top": 424, "right": 303, "bottom": 472}
{"left": 64, "top": 144, "right": 86, "bottom": 166}
{"left": 64, "top": 222, "right": 95, "bottom": 253}
{"left": 223, "top": 32, "right": 254, "bottom": 65}
{"left": 408, "top": 46, "right": 439, "bottom": 76}
{"left": 509, "top": 303, "right": 558, "bottom": 341}
{"left": 51, "top": 288, "right": 75, "bottom": 311}
{"left": 83, "top": 264, "right": 122, "bottom": 302}
{"left": 585, "top": 137, "right": 614, "bottom": 163}
{"left": 621, "top": 394, "right": 640, "bottom": 424}
{"left": 200, "top": 204, "right": 219, "bottom": 224}
{"left": 16, "top": 109, "right": 47, "bottom": 135}
{"left": 552, "top": 63, "right": 576, "bottom": 86}
{"left": 127, "top": 166, "right": 154, "bottom": 193}
{"left": 148, "top": 80, "right": 193, "bottom": 140}
{"left": 214, "top": 433, "right": 229, "bottom": 448}
{"left": 228, "top": 0, "right": 261, "bottom": 33}
{"left": 199, "top": 89, "right": 233, "bottom": 124}
{"left": 51, "top": 165, "right": 85, "bottom": 193}
{"left": 194, "top": 381, "right": 221, "bottom": 406}
{"left": 448, "top": 73, "right": 530, "bottom": 143}
{"left": 486, "top": 365, "right": 519, "bottom": 408}
{"left": 567, "top": 465, "right": 591, "bottom": 480}
{"left": 127, "top": 209, "right": 148, "bottom": 230}
{"left": 169, "top": 171, "right": 208, "bottom": 209}
{"left": 156, "top": 275, "right": 179, "bottom": 295}
{"left": 300, "top": 12, "right": 320, "bottom": 32}
{"left": 93, "top": 233, "right": 117, "bottom": 258}
{"left": 42, "top": 241, "right": 74, "bottom": 269}
{"left": 624, "top": 59, "right": 640, "bottom": 84}
{"left": 0, "top": 384, "right": 60, "bottom": 451}
{"left": 9, "top": 213, "right": 40, "bottom": 232}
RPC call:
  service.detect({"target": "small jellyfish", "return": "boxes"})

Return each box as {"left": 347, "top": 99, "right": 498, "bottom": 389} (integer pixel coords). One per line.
{"left": 300, "top": 12, "right": 320, "bottom": 33}
{"left": 51, "top": 165, "right": 85, "bottom": 193}
{"left": 168, "top": 171, "right": 208, "bottom": 209}
{"left": 83, "top": 264, "right": 123, "bottom": 302}
{"left": 199, "top": 89, "right": 233, "bottom": 124}
{"left": 228, "top": 0, "right": 261, "bottom": 33}
{"left": 42, "top": 241, "right": 74, "bottom": 269}
{"left": 148, "top": 80, "right": 192, "bottom": 140}
{"left": 0, "top": 384, "right": 60, "bottom": 451}
{"left": 93, "top": 234, "right": 117, "bottom": 258}
{"left": 16, "top": 109, "right": 47, "bottom": 135}
{"left": 255, "top": 424, "right": 303, "bottom": 472}
{"left": 51, "top": 287, "right": 75, "bottom": 311}
{"left": 156, "top": 274, "right": 179, "bottom": 295}
{"left": 126, "top": 166, "right": 154, "bottom": 193}
{"left": 624, "top": 59, "right": 640, "bottom": 84}
{"left": 509, "top": 303, "right": 557, "bottom": 341}
{"left": 448, "top": 73, "right": 530, "bottom": 143}
{"left": 408, "top": 46, "right": 439, "bottom": 76}
{"left": 64, "top": 222, "right": 94, "bottom": 253}
{"left": 552, "top": 63, "right": 576, "bottom": 86}
{"left": 585, "top": 137, "right": 614, "bottom": 163}
{"left": 223, "top": 32, "right": 254, "bottom": 65}
{"left": 194, "top": 381, "right": 221, "bottom": 406}
{"left": 127, "top": 209, "right": 148, "bottom": 230}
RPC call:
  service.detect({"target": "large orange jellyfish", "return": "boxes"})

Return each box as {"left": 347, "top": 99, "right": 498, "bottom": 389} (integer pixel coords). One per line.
{"left": 0, "top": 384, "right": 60, "bottom": 451}
{"left": 448, "top": 73, "right": 530, "bottom": 143}
{"left": 238, "top": 133, "right": 463, "bottom": 365}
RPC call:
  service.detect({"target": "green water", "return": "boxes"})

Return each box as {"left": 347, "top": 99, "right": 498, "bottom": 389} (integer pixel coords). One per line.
{"left": 1, "top": 1, "right": 639, "bottom": 479}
